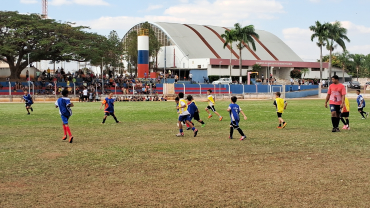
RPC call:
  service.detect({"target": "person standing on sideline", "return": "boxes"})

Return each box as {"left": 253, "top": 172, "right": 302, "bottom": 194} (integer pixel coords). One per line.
{"left": 325, "top": 75, "right": 346, "bottom": 132}
{"left": 189, "top": 72, "right": 193, "bottom": 83}
{"left": 356, "top": 90, "right": 368, "bottom": 119}
{"left": 261, "top": 74, "right": 264, "bottom": 84}
{"left": 290, "top": 78, "right": 294, "bottom": 85}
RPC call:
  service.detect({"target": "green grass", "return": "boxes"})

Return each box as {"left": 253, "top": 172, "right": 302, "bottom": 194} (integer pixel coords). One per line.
{"left": 1, "top": 99, "right": 370, "bottom": 207}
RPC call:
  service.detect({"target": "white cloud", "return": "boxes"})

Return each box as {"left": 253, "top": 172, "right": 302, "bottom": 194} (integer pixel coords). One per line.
{"left": 309, "top": 0, "right": 321, "bottom": 2}
{"left": 20, "top": 0, "right": 38, "bottom": 4}
{"left": 340, "top": 21, "right": 370, "bottom": 34}
{"left": 146, "top": 5, "right": 163, "bottom": 11}
{"left": 49, "top": 0, "right": 109, "bottom": 6}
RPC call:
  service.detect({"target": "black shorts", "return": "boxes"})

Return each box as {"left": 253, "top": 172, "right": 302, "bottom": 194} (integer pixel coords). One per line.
{"left": 194, "top": 111, "right": 200, "bottom": 121}
{"left": 277, "top": 112, "right": 282, "bottom": 118}
{"left": 83, "top": 96, "right": 88, "bottom": 100}
{"left": 207, "top": 105, "right": 216, "bottom": 112}
{"left": 105, "top": 112, "right": 115, "bottom": 116}
{"left": 358, "top": 108, "right": 364, "bottom": 111}
{"left": 340, "top": 112, "right": 349, "bottom": 118}
{"left": 230, "top": 120, "right": 240, "bottom": 129}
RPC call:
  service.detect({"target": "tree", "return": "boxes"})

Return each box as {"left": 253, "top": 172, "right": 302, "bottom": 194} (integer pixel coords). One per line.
{"left": 0, "top": 11, "right": 106, "bottom": 79}
{"left": 104, "top": 30, "right": 124, "bottom": 76}
{"left": 350, "top": 54, "right": 364, "bottom": 81}
{"left": 310, "top": 21, "right": 329, "bottom": 82}
{"left": 221, "top": 29, "right": 236, "bottom": 79}
{"left": 290, "top": 69, "right": 302, "bottom": 79}
{"left": 325, "top": 21, "right": 350, "bottom": 78}
{"left": 336, "top": 51, "right": 351, "bottom": 82}
{"left": 233, "top": 23, "right": 259, "bottom": 84}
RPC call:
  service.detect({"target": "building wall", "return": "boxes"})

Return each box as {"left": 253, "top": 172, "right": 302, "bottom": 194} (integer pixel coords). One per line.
{"left": 207, "top": 65, "right": 251, "bottom": 77}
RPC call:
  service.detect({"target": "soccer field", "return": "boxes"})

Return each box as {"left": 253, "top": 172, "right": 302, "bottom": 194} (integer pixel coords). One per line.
{"left": 1, "top": 99, "right": 370, "bottom": 207}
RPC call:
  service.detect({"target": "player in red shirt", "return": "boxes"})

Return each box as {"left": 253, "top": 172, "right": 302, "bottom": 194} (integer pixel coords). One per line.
{"left": 325, "top": 75, "right": 346, "bottom": 132}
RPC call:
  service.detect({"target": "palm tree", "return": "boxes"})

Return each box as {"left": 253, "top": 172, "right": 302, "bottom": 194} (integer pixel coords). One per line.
{"left": 326, "top": 21, "right": 350, "bottom": 78}
{"left": 309, "top": 21, "right": 328, "bottom": 82}
{"left": 336, "top": 50, "right": 351, "bottom": 82}
{"left": 233, "top": 23, "right": 259, "bottom": 84}
{"left": 221, "top": 29, "right": 236, "bottom": 80}
{"left": 350, "top": 54, "right": 364, "bottom": 81}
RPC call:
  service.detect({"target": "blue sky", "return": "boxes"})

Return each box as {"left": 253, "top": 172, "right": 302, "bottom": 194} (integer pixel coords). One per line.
{"left": 3, "top": 0, "right": 370, "bottom": 61}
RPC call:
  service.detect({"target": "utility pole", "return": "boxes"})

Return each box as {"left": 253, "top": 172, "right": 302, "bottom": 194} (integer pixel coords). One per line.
{"left": 42, "top": 0, "right": 48, "bottom": 19}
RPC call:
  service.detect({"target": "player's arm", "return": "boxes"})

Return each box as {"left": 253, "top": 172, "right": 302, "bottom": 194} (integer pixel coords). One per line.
{"left": 284, "top": 101, "right": 288, "bottom": 109}
{"left": 325, "top": 86, "right": 331, "bottom": 108}
{"left": 240, "top": 110, "right": 247, "bottom": 120}
{"left": 340, "top": 95, "right": 345, "bottom": 108}
{"left": 360, "top": 97, "right": 364, "bottom": 107}
{"left": 227, "top": 107, "right": 231, "bottom": 112}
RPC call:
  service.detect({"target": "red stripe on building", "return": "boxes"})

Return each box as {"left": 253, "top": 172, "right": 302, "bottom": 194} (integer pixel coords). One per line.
{"left": 223, "top": 27, "right": 261, "bottom": 60}
{"left": 184, "top": 24, "right": 221, "bottom": 59}
{"left": 252, "top": 35, "right": 279, "bottom": 61}
{"left": 204, "top": 26, "right": 239, "bottom": 59}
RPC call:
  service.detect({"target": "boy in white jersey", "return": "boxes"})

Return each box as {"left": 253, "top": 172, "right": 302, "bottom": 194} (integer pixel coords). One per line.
{"left": 176, "top": 92, "right": 198, "bottom": 137}
{"left": 204, "top": 89, "right": 223, "bottom": 121}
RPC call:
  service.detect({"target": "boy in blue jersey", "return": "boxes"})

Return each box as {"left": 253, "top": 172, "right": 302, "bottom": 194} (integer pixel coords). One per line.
{"left": 187, "top": 95, "right": 205, "bottom": 128}
{"left": 55, "top": 89, "right": 74, "bottom": 143}
{"left": 227, "top": 96, "right": 247, "bottom": 141}
{"left": 23, "top": 90, "right": 33, "bottom": 115}
{"left": 356, "top": 90, "right": 368, "bottom": 119}
{"left": 100, "top": 92, "right": 121, "bottom": 124}
{"left": 176, "top": 92, "right": 198, "bottom": 137}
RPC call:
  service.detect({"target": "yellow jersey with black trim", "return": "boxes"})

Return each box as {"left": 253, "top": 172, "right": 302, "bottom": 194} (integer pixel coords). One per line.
{"left": 274, "top": 98, "right": 286, "bottom": 113}
{"left": 178, "top": 99, "right": 189, "bottom": 115}
{"left": 342, "top": 97, "right": 350, "bottom": 113}
{"left": 208, "top": 95, "right": 215, "bottom": 106}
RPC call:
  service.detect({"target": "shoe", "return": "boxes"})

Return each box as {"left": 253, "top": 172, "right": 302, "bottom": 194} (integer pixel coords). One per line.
{"left": 27, "top": 113, "right": 30, "bottom": 115}
{"left": 282, "top": 123, "right": 287, "bottom": 128}
{"left": 332, "top": 128, "right": 336, "bottom": 132}
{"left": 176, "top": 133, "right": 184, "bottom": 137}
{"left": 367, "top": 112, "right": 369, "bottom": 118}
{"left": 62, "top": 135, "right": 67, "bottom": 140}
{"left": 186, "top": 127, "right": 191, "bottom": 130}
{"left": 219, "top": 117, "right": 223, "bottom": 121}
{"left": 69, "top": 136, "right": 74, "bottom": 143}
{"left": 201, "top": 124, "right": 206, "bottom": 127}
{"left": 335, "top": 128, "right": 340, "bottom": 132}
{"left": 208, "top": 115, "right": 212, "bottom": 119}
{"left": 116, "top": 121, "right": 121, "bottom": 123}
{"left": 229, "top": 136, "right": 233, "bottom": 139}
{"left": 342, "top": 125, "right": 347, "bottom": 130}
{"left": 362, "top": 117, "right": 366, "bottom": 120}
{"left": 347, "top": 125, "right": 350, "bottom": 130}
{"left": 31, "top": 108, "right": 33, "bottom": 112}
{"left": 277, "top": 126, "right": 282, "bottom": 129}
{"left": 240, "top": 136, "right": 246, "bottom": 141}
{"left": 193, "top": 129, "right": 198, "bottom": 137}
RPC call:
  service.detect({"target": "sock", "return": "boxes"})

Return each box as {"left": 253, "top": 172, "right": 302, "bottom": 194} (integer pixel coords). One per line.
{"left": 230, "top": 127, "right": 234, "bottom": 138}
{"left": 65, "top": 126, "right": 72, "bottom": 136}
{"left": 63, "top": 125, "right": 67, "bottom": 136}
{"left": 346, "top": 119, "right": 349, "bottom": 127}
{"left": 360, "top": 112, "right": 365, "bottom": 118}
{"left": 219, "top": 116, "right": 222, "bottom": 118}
{"left": 186, "top": 123, "right": 190, "bottom": 128}
{"left": 335, "top": 117, "right": 340, "bottom": 128}
{"left": 340, "top": 118, "right": 346, "bottom": 125}
{"left": 279, "top": 124, "right": 282, "bottom": 127}
{"left": 180, "top": 129, "right": 183, "bottom": 133}
{"left": 237, "top": 128, "right": 245, "bottom": 136}
{"left": 192, "top": 127, "right": 195, "bottom": 131}
{"left": 331, "top": 117, "right": 336, "bottom": 128}
{"left": 113, "top": 115, "right": 119, "bottom": 123}
{"left": 283, "top": 122, "right": 285, "bottom": 125}
{"left": 200, "top": 121, "right": 205, "bottom": 124}
{"left": 209, "top": 114, "right": 211, "bottom": 116}
{"left": 191, "top": 122, "right": 194, "bottom": 126}
{"left": 102, "top": 118, "right": 106, "bottom": 123}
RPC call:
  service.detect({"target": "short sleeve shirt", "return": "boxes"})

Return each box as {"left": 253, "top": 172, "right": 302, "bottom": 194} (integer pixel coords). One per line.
{"left": 328, "top": 83, "right": 346, "bottom": 105}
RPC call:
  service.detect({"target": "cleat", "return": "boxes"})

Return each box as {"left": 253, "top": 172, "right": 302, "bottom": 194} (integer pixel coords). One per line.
{"left": 342, "top": 125, "right": 347, "bottom": 130}
{"left": 116, "top": 121, "right": 121, "bottom": 123}
{"left": 30, "top": 108, "right": 33, "bottom": 112}
{"left": 193, "top": 129, "right": 198, "bottom": 137}
{"left": 186, "top": 127, "right": 191, "bottom": 130}
{"left": 229, "top": 136, "right": 233, "bottom": 139}
{"left": 282, "top": 123, "right": 287, "bottom": 128}
{"left": 335, "top": 128, "right": 340, "bottom": 132}
{"left": 347, "top": 125, "right": 350, "bottom": 130}
{"left": 201, "top": 124, "right": 206, "bottom": 128}
{"left": 219, "top": 116, "right": 223, "bottom": 121}
{"left": 208, "top": 115, "right": 212, "bottom": 119}
{"left": 176, "top": 133, "right": 184, "bottom": 137}
{"left": 362, "top": 117, "right": 366, "bottom": 120}
{"left": 27, "top": 113, "right": 30, "bottom": 115}
{"left": 62, "top": 135, "right": 67, "bottom": 140}
{"left": 69, "top": 136, "right": 73, "bottom": 143}
{"left": 367, "top": 112, "right": 369, "bottom": 118}
{"left": 240, "top": 136, "right": 246, "bottom": 141}
{"left": 332, "top": 128, "right": 336, "bottom": 132}
{"left": 277, "top": 126, "right": 282, "bottom": 129}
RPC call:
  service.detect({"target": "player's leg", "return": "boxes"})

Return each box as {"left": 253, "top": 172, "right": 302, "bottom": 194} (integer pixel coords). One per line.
{"left": 229, "top": 122, "right": 234, "bottom": 139}
{"left": 111, "top": 112, "right": 121, "bottom": 123}
{"left": 62, "top": 116, "right": 73, "bottom": 143}
{"left": 176, "top": 116, "right": 184, "bottom": 137}
{"left": 214, "top": 110, "right": 223, "bottom": 121}
{"left": 62, "top": 122, "right": 67, "bottom": 140}
{"left": 25, "top": 104, "right": 30, "bottom": 114}
{"left": 232, "top": 121, "right": 246, "bottom": 140}
{"left": 194, "top": 111, "right": 205, "bottom": 127}
{"left": 102, "top": 113, "right": 108, "bottom": 124}
{"left": 30, "top": 104, "right": 33, "bottom": 112}
{"left": 277, "top": 113, "right": 282, "bottom": 128}
{"left": 186, "top": 116, "right": 198, "bottom": 137}
{"left": 205, "top": 106, "right": 212, "bottom": 118}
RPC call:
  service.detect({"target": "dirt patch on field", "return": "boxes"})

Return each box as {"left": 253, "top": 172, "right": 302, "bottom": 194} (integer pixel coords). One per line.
{"left": 39, "top": 152, "right": 67, "bottom": 160}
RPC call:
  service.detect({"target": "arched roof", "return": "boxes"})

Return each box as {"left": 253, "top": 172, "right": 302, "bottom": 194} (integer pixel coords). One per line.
{"left": 123, "top": 22, "right": 303, "bottom": 62}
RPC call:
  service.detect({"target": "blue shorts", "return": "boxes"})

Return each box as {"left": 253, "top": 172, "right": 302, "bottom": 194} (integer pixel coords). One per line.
{"left": 61, "top": 115, "right": 70, "bottom": 125}
{"left": 178, "top": 115, "right": 191, "bottom": 122}
{"left": 25, "top": 103, "right": 32, "bottom": 107}
{"left": 329, "top": 104, "right": 341, "bottom": 113}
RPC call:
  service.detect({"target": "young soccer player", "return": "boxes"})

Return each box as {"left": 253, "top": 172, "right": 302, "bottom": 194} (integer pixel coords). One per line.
{"left": 176, "top": 92, "right": 198, "bottom": 137}
{"left": 175, "top": 97, "right": 186, "bottom": 126}
{"left": 227, "top": 96, "right": 247, "bottom": 140}
{"left": 340, "top": 96, "right": 350, "bottom": 130}
{"left": 356, "top": 90, "right": 368, "bottom": 119}
{"left": 100, "top": 92, "right": 121, "bottom": 124}
{"left": 187, "top": 95, "right": 205, "bottom": 128}
{"left": 205, "top": 89, "right": 223, "bottom": 121}
{"left": 325, "top": 75, "right": 346, "bottom": 132}
{"left": 55, "top": 89, "right": 74, "bottom": 143}
{"left": 273, "top": 92, "right": 287, "bottom": 129}
{"left": 23, "top": 90, "right": 34, "bottom": 115}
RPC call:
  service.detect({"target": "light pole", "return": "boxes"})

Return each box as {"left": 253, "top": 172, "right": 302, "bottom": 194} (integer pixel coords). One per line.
{"left": 179, "top": 54, "right": 189, "bottom": 81}
{"left": 102, "top": 57, "right": 104, "bottom": 95}
{"left": 219, "top": 61, "right": 222, "bottom": 82}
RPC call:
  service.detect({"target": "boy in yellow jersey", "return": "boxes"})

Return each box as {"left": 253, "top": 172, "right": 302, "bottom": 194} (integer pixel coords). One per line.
{"left": 176, "top": 92, "right": 198, "bottom": 137}
{"left": 205, "top": 89, "right": 223, "bottom": 121}
{"left": 273, "top": 92, "right": 287, "bottom": 129}
{"left": 340, "top": 97, "right": 350, "bottom": 130}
